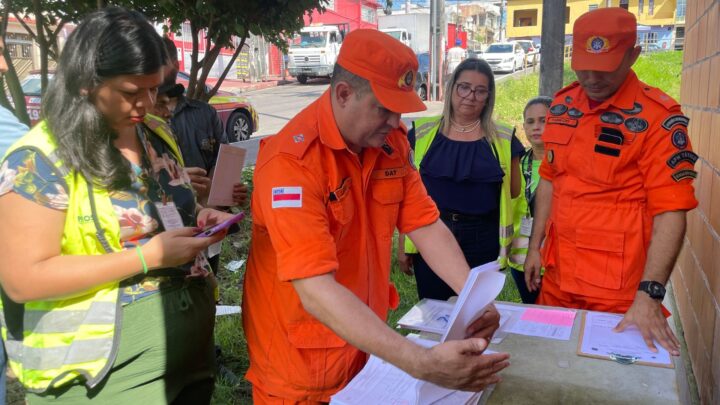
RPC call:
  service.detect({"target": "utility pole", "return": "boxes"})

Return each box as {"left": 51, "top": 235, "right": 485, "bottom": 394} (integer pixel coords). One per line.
{"left": 429, "top": 0, "right": 446, "bottom": 101}
{"left": 499, "top": 0, "right": 505, "bottom": 41}
{"left": 539, "top": 0, "right": 567, "bottom": 96}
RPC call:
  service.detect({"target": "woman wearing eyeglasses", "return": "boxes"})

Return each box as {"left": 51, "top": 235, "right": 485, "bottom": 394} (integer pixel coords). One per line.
{"left": 398, "top": 58, "right": 523, "bottom": 300}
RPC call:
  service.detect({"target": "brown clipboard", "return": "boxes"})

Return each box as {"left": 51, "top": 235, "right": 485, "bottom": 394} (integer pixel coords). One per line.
{"left": 576, "top": 312, "right": 675, "bottom": 369}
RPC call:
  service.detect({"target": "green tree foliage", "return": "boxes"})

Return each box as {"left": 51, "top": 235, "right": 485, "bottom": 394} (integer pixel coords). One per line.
{"left": 156, "top": 0, "right": 327, "bottom": 100}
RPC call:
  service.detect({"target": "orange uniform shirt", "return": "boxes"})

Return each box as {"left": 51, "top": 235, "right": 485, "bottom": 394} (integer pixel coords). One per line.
{"left": 538, "top": 71, "right": 697, "bottom": 311}
{"left": 242, "top": 90, "right": 439, "bottom": 401}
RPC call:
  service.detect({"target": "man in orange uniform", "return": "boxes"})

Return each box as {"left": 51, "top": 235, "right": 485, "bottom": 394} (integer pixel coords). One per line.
{"left": 524, "top": 8, "right": 697, "bottom": 356}
{"left": 242, "top": 30, "right": 509, "bottom": 404}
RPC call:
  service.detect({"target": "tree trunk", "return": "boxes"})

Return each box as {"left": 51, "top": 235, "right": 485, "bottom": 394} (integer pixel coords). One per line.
{"left": 208, "top": 35, "right": 247, "bottom": 99}
{"left": 196, "top": 44, "right": 222, "bottom": 101}
{"left": 32, "top": 0, "right": 50, "bottom": 95}
{"left": 2, "top": 48, "right": 30, "bottom": 125}
{"left": 187, "top": 21, "right": 202, "bottom": 99}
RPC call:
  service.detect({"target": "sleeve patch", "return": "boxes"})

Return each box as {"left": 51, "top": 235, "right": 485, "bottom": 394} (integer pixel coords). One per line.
{"left": 661, "top": 115, "right": 689, "bottom": 130}
{"left": 666, "top": 151, "right": 699, "bottom": 169}
{"left": 671, "top": 169, "right": 697, "bottom": 182}
{"left": 272, "top": 186, "right": 303, "bottom": 208}
{"left": 671, "top": 129, "right": 689, "bottom": 150}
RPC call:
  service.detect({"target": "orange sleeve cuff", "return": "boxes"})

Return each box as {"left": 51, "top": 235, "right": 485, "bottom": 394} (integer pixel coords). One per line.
{"left": 277, "top": 239, "right": 338, "bottom": 282}
{"left": 646, "top": 183, "right": 698, "bottom": 217}
{"left": 539, "top": 159, "right": 555, "bottom": 181}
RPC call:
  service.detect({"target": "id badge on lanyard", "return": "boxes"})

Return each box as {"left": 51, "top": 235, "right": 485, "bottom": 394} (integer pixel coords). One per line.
{"left": 155, "top": 201, "right": 184, "bottom": 230}
{"left": 520, "top": 216, "right": 534, "bottom": 237}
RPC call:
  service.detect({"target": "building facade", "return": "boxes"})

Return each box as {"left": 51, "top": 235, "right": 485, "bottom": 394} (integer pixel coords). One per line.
{"left": 673, "top": 0, "right": 719, "bottom": 403}
{"left": 505, "top": 0, "right": 685, "bottom": 49}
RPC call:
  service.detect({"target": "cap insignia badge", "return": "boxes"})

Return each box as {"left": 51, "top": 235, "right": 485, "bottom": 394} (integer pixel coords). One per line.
{"left": 398, "top": 70, "right": 415, "bottom": 91}
{"left": 586, "top": 36, "right": 610, "bottom": 54}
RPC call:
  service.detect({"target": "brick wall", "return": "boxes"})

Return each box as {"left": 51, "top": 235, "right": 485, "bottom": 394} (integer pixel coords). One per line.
{"left": 672, "top": 0, "right": 720, "bottom": 403}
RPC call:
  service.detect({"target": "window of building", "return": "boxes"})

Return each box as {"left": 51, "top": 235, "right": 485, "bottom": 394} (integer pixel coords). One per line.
{"left": 589, "top": 4, "right": 599, "bottom": 11}
{"left": 639, "top": 0, "right": 644, "bottom": 14}
{"left": 606, "top": 0, "right": 612, "bottom": 7}
{"left": 619, "top": 0, "right": 629, "bottom": 10}
{"left": 5, "top": 32, "right": 32, "bottom": 59}
{"left": 361, "top": 5, "right": 376, "bottom": 23}
{"left": 676, "top": 0, "right": 686, "bottom": 18}
{"left": 648, "top": 0, "right": 654, "bottom": 15}
{"left": 514, "top": 9, "right": 538, "bottom": 27}
{"left": 565, "top": 7, "right": 570, "bottom": 23}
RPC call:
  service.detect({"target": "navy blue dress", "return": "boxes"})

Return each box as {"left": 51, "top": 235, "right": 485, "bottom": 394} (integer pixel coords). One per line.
{"left": 408, "top": 126, "right": 524, "bottom": 300}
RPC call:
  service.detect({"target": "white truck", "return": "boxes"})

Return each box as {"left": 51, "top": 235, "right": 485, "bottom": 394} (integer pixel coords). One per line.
{"left": 377, "top": 13, "right": 430, "bottom": 54}
{"left": 287, "top": 23, "right": 349, "bottom": 84}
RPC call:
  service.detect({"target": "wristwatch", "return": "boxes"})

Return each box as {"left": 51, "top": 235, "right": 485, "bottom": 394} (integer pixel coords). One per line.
{"left": 638, "top": 281, "right": 666, "bottom": 300}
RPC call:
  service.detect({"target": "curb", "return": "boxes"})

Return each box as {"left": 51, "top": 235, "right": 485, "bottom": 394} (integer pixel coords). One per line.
{"left": 224, "top": 79, "right": 294, "bottom": 95}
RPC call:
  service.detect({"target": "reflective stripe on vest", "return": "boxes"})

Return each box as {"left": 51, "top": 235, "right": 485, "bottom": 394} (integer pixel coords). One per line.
{"left": 0, "top": 120, "right": 183, "bottom": 392}
{"left": 405, "top": 116, "right": 515, "bottom": 268}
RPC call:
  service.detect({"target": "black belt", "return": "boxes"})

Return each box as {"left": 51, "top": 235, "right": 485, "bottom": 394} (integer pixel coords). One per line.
{"left": 440, "top": 211, "right": 493, "bottom": 222}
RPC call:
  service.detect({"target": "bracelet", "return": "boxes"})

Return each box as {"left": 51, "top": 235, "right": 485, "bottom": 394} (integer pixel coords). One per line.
{"left": 136, "top": 245, "right": 148, "bottom": 274}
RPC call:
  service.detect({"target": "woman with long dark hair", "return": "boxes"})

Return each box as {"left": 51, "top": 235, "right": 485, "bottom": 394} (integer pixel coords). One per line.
{"left": 398, "top": 58, "right": 523, "bottom": 300}
{"left": 0, "top": 7, "right": 234, "bottom": 403}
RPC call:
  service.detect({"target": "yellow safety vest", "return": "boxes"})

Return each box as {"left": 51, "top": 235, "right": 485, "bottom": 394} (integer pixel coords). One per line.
{"left": 0, "top": 117, "right": 182, "bottom": 393}
{"left": 405, "top": 116, "right": 515, "bottom": 268}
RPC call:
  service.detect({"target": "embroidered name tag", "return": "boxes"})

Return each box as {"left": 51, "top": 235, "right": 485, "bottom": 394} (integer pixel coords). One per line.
{"left": 371, "top": 167, "right": 407, "bottom": 180}
{"left": 547, "top": 117, "right": 578, "bottom": 127}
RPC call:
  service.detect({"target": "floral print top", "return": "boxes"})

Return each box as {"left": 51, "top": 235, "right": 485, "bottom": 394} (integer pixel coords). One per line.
{"left": 0, "top": 125, "right": 211, "bottom": 305}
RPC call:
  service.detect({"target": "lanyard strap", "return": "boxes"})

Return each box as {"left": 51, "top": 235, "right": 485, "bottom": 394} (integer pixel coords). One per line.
{"left": 522, "top": 150, "right": 535, "bottom": 215}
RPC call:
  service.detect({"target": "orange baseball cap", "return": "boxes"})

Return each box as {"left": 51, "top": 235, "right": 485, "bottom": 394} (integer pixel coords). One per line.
{"left": 571, "top": 8, "right": 637, "bottom": 72}
{"left": 336, "top": 29, "right": 426, "bottom": 113}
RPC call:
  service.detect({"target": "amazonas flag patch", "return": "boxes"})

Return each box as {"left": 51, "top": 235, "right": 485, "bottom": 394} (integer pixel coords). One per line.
{"left": 272, "top": 187, "right": 302, "bottom": 208}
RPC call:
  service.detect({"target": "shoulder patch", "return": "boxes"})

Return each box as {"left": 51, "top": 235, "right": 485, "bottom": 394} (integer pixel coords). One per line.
{"left": 671, "top": 169, "right": 697, "bottom": 182}
{"left": 667, "top": 151, "right": 698, "bottom": 169}
{"left": 641, "top": 85, "right": 679, "bottom": 110}
{"left": 662, "top": 114, "right": 690, "bottom": 131}
{"left": 278, "top": 131, "right": 320, "bottom": 159}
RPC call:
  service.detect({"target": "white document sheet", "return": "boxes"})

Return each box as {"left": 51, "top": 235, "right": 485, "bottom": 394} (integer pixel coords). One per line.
{"left": 441, "top": 262, "right": 505, "bottom": 342}
{"left": 331, "top": 336, "right": 487, "bottom": 405}
{"left": 491, "top": 303, "right": 527, "bottom": 344}
{"left": 579, "top": 311, "right": 672, "bottom": 367}
{"left": 498, "top": 305, "right": 576, "bottom": 341}
{"left": 330, "top": 337, "right": 453, "bottom": 405}
{"left": 396, "top": 299, "right": 454, "bottom": 334}
{"left": 207, "top": 143, "right": 247, "bottom": 206}
{"left": 215, "top": 305, "right": 241, "bottom": 316}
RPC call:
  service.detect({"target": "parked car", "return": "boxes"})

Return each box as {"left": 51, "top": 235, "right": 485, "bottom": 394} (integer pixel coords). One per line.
{"left": 480, "top": 42, "right": 525, "bottom": 73}
{"left": 416, "top": 52, "right": 430, "bottom": 101}
{"left": 20, "top": 70, "right": 259, "bottom": 141}
{"left": 516, "top": 40, "right": 540, "bottom": 66}
{"left": 641, "top": 42, "right": 666, "bottom": 53}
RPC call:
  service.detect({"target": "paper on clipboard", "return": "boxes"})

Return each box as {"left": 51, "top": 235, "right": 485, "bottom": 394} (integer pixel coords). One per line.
{"left": 577, "top": 311, "right": 673, "bottom": 368}
{"left": 207, "top": 144, "right": 247, "bottom": 206}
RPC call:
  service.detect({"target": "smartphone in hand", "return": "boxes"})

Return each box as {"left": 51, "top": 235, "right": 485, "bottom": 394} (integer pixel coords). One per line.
{"left": 194, "top": 212, "right": 245, "bottom": 238}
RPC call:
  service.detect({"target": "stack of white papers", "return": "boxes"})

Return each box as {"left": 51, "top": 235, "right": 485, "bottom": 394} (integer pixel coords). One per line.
{"left": 330, "top": 337, "right": 488, "bottom": 405}
{"left": 332, "top": 262, "right": 506, "bottom": 405}
{"left": 441, "top": 262, "right": 506, "bottom": 342}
